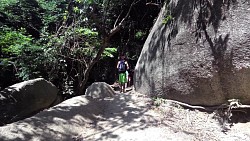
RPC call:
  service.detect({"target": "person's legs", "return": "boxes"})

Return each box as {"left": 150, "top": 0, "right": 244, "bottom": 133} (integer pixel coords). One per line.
{"left": 122, "top": 83, "right": 125, "bottom": 93}
{"left": 119, "top": 73, "right": 127, "bottom": 93}
{"left": 118, "top": 73, "right": 122, "bottom": 92}
{"left": 119, "top": 83, "right": 122, "bottom": 93}
{"left": 128, "top": 76, "right": 131, "bottom": 87}
{"left": 123, "top": 73, "right": 127, "bottom": 92}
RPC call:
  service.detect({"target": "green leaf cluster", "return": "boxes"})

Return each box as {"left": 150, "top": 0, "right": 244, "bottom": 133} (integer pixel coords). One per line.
{"left": 76, "top": 28, "right": 98, "bottom": 37}
{"left": 135, "top": 31, "right": 146, "bottom": 40}
{"left": 162, "top": 15, "right": 173, "bottom": 24}
{"left": 0, "top": 27, "right": 48, "bottom": 81}
{"left": 39, "top": 0, "right": 63, "bottom": 26}
{"left": 102, "top": 48, "right": 117, "bottom": 58}
{"left": 0, "top": 28, "right": 31, "bottom": 56}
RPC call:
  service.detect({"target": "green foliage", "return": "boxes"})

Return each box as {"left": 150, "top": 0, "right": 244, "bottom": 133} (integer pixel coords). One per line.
{"left": 135, "top": 31, "right": 146, "bottom": 40}
{"left": 0, "top": 0, "right": 163, "bottom": 95}
{"left": 0, "top": 28, "right": 31, "bottom": 56}
{"left": 38, "top": 0, "right": 63, "bottom": 26}
{"left": 0, "top": 27, "right": 47, "bottom": 81}
{"left": 17, "top": 44, "right": 47, "bottom": 80}
{"left": 0, "top": 0, "right": 43, "bottom": 37}
{"left": 76, "top": 28, "right": 99, "bottom": 37}
{"left": 162, "top": 4, "right": 173, "bottom": 25}
{"left": 102, "top": 47, "right": 117, "bottom": 58}
{"left": 67, "top": 27, "right": 101, "bottom": 58}
{"left": 162, "top": 15, "right": 173, "bottom": 24}
{"left": 0, "top": 0, "right": 18, "bottom": 10}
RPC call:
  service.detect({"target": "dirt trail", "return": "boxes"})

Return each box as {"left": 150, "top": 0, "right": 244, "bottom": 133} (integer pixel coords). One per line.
{"left": 76, "top": 90, "right": 190, "bottom": 141}
{"left": 76, "top": 89, "right": 250, "bottom": 141}
{"left": 1, "top": 88, "right": 250, "bottom": 141}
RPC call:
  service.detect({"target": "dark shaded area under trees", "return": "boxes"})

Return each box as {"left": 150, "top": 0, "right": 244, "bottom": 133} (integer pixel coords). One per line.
{"left": 0, "top": 0, "right": 163, "bottom": 98}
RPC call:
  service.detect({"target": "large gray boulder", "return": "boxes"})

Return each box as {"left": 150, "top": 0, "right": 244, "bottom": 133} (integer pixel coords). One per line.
{"left": 134, "top": 0, "right": 250, "bottom": 106}
{"left": 85, "top": 82, "right": 115, "bottom": 99}
{"left": 0, "top": 78, "right": 58, "bottom": 125}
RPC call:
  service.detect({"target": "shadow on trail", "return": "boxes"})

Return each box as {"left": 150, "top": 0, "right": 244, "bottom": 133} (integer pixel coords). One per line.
{"left": 231, "top": 109, "right": 250, "bottom": 124}
{"left": 0, "top": 95, "right": 102, "bottom": 141}
{"left": 83, "top": 91, "right": 162, "bottom": 141}
{"left": 0, "top": 84, "right": 114, "bottom": 141}
{"left": 0, "top": 88, "right": 163, "bottom": 141}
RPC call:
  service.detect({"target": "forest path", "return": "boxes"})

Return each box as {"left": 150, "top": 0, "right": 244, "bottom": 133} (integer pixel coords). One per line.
{"left": 76, "top": 89, "right": 250, "bottom": 141}
{"left": 1, "top": 87, "right": 250, "bottom": 141}
{"left": 76, "top": 90, "right": 196, "bottom": 141}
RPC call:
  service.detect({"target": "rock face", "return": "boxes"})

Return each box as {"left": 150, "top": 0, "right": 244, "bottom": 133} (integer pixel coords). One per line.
{"left": 85, "top": 82, "right": 115, "bottom": 99}
{"left": 134, "top": 0, "right": 250, "bottom": 106}
{"left": 0, "top": 78, "right": 58, "bottom": 125}
{"left": 0, "top": 95, "right": 104, "bottom": 141}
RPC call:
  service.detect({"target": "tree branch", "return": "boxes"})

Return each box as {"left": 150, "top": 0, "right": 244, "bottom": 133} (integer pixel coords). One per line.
{"left": 146, "top": 2, "right": 159, "bottom": 6}
{"left": 113, "top": 10, "right": 124, "bottom": 28}
{"left": 109, "top": 0, "right": 137, "bottom": 37}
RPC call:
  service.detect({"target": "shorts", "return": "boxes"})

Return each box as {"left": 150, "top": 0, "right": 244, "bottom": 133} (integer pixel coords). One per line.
{"left": 119, "top": 73, "right": 127, "bottom": 84}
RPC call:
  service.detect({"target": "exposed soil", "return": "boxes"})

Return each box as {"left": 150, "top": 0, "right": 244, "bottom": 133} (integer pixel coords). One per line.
{"left": 1, "top": 87, "right": 250, "bottom": 141}
{"left": 74, "top": 88, "right": 250, "bottom": 141}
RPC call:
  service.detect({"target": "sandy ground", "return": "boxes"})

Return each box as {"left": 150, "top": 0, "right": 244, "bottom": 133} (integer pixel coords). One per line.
{"left": 76, "top": 90, "right": 250, "bottom": 141}
{"left": 1, "top": 88, "right": 250, "bottom": 141}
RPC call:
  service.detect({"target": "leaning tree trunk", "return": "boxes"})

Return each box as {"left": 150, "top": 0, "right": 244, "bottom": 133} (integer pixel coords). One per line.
{"left": 76, "top": 0, "right": 136, "bottom": 95}
{"left": 77, "top": 37, "right": 110, "bottom": 95}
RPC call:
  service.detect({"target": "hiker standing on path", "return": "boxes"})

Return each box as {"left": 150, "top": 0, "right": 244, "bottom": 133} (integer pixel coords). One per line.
{"left": 117, "top": 54, "right": 129, "bottom": 93}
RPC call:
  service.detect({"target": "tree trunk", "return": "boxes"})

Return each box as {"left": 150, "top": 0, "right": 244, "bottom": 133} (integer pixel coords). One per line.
{"left": 75, "top": 0, "right": 135, "bottom": 95}
{"left": 77, "top": 37, "right": 110, "bottom": 95}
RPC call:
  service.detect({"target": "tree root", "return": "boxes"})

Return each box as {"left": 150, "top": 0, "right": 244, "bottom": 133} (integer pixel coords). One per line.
{"left": 163, "top": 99, "right": 250, "bottom": 112}
{"left": 162, "top": 98, "right": 250, "bottom": 131}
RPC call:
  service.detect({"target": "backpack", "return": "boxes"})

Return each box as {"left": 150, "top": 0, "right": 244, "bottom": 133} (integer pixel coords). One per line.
{"left": 118, "top": 60, "right": 126, "bottom": 72}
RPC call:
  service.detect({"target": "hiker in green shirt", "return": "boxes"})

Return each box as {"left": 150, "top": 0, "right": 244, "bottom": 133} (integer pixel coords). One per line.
{"left": 117, "top": 54, "right": 129, "bottom": 93}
